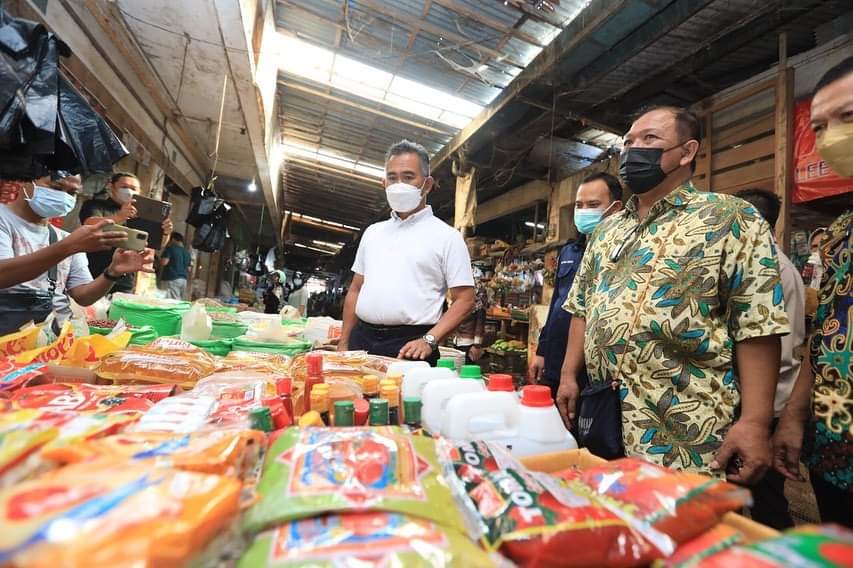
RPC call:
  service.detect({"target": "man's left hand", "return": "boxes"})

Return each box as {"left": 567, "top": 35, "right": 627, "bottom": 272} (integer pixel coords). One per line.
{"left": 399, "top": 339, "right": 433, "bottom": 360}
{"left": 109, "top": 248, "right": 156, "bottom": 276}
{"left": 710, "top": 420, "right": 772, "bottom": 485}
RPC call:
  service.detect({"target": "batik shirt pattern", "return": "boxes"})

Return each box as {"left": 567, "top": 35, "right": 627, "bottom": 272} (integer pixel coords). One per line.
{"left": 565, "top": 183, "right": 789, "bottom": 473}
{"left": 806, "top": 210, "right": 852, "bottom": 493}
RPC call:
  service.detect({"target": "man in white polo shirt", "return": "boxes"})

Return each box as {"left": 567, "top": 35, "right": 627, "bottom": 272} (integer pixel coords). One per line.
{"left": 339, "top": 140, "right": 475, "bottom": 365}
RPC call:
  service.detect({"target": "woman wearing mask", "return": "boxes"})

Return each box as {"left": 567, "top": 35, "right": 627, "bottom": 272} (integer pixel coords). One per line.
{"left": 0, "top": 173, "right": 154, "bottom": 334}
{"left": 78, "top": 172, "right": 172, "bottom": 293}
{"left": 263, "top": 270, "right": 288, "bottom": 314}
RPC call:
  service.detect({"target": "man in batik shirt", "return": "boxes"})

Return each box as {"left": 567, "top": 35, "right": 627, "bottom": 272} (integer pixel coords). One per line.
{"left": 558, "top": 106, "right": 789, "bottom": 485}
{"left": 773, "top": 57, "right": 852, "bottom": 527}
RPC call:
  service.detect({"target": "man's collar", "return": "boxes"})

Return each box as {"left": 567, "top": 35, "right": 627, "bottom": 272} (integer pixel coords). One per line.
{"left": 624, "top": 182, "right": 698, "bottom": 216}
{"left": 391, "top": 205, "right": 433, "bottom": 223}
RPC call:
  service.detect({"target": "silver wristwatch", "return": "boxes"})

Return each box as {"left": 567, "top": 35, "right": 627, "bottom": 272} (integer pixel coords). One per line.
{"left": 422, "top": 334, "right": 437, "bottom": 348}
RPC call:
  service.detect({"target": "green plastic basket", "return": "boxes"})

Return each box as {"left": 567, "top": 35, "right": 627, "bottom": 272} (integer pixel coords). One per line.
{"left": 210, "top": 320, "right": 248, "bottom": 339}
{"left": 205, "top": 306, "right": 238, "bottom": 314}
{"left": 187, "top": 337, "right": 233, "bottom": 356}
{"left": 232, "top": 337, "right": 311, "bottom": 357}
{"left": 88, "top": 324, "right": 158, "bottom": 346}
{"left": 108, "top": 298, "right": 190, "bottom": 337}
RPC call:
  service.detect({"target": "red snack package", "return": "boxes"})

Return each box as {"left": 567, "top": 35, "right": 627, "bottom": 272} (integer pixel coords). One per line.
{"left": 557, "top": 458, "right": 751, "bottom": 546}
{"left": 463, "top": 467, "right": 657, "bottom": 567}
{"left": 659, "top": 525, "right": 742, "bottom": 567}
{"left": 8, "top": 383, "right": 175, "bottom": 414}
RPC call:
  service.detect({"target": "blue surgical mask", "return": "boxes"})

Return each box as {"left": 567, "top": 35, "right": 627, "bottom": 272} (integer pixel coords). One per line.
{"left": 25, "top": 184, "right": 77, "bottom": 219}
{"left": 574, "top": 208, "right": 605, "bottom": 235}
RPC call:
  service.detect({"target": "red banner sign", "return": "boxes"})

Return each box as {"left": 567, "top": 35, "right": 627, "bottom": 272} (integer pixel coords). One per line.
{"left": 793, "top": 98, "right": 853, "bottom": 203}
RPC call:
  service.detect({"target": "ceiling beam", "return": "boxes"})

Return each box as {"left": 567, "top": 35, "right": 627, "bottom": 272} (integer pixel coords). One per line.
{"left": 283, "top": 157, "right": 383, "bottom": 185}
{"left": 431, "top": 0, "right": 545, "bottom": 48}
{"left": 278, "top": 80, "right": 453, "bottom": 135}
{"left": 354, "top": 0, "right": 527, "bottom": 69}
{"left": 431, "top": 0, "right": 629, "bottom": 171}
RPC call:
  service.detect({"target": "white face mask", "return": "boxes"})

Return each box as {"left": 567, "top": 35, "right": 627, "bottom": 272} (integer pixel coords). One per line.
{"left": 24, "top": 184, "right": 77, "bottom": 219}
{"left": 385, "top": 181, "right": 426, "bottom": 213}
{"left": 114, "top": 186, "right": 135, "bottom": 205}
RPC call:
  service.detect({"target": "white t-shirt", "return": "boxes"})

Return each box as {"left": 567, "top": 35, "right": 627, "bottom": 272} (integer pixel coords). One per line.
{"left": 286, "top": 286, "right": 309, "bottom": 315}
{"left": 775, "top": 249, "right": 805, "bottom": 416}
{"left": 0, "top": 205, "right": 93, "bottom": 321}
{"left": 352, "top": 206, "right": 474, "bottom": 326}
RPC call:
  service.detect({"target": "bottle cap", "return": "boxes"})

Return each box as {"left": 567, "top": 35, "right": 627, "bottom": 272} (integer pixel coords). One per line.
{"left": 333, "top": 400, "right": 354, "bottom": 426}
{"left": 380, "top": 385, "right": 399, "bottom": 406}
{"left": 387, "top": 372, "right": 403, "bottom": 386}
{"left": 487, "top": 374, "right": 515, "bottom": 392}
{"left": 436, "top": 358, "right": 455, "bottom": 370}
{"left": 403, "top": 397, "right": 421, "bottom": 424}
{"left": 379, "top": 378, "right": 396, "bottom": 391}
{"left": 521, "top": 385, "right": 553, "bottom": 407}
{"left": 310, "top": 388, "right": 329, "bottom": 412}
{"left": 354, "top": 398, "right": 369, "bottom": 425}
{"left": 361, "top": 375, "right": 379, "bottom": 394}
{"left": 460, "top": 365, "right": 482, "bottom": 379}
{"left": 369, "top": 398, "right": 389, "bottom": 425}
{"left": 249, "top": 407, "right": 273, "bottom": 432}
{"left": 275, "top": 377, "right": 293, "bottom": 396}
{"left": 305, "top": 352, "right": 323, "bottom": 376}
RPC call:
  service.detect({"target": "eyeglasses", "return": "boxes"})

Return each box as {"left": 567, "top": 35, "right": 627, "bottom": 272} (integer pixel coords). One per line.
{"left": 610, "top": 224, "right": 642, "bottom": 262}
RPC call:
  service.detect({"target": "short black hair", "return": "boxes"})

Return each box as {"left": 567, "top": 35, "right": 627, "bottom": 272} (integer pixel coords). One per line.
{"left": 385, "top": 140, "right": 431, "bottom": 177}
{"left": 581, "top": 171, "right": 623, "bottom": 204}
{"left": 110, "top": 172, "right": 138, "bottom": 184}
{"left": 171, "top": 232, "right": 184, "bottom": 243}
{"left": 736, "top": 188, "right": 780, "bottom": 230}
{"left": 813, "top": 56, "right": 853, "bottom": 98}
{"left": 632, "top": 105, "right": 702, "bottom": 172}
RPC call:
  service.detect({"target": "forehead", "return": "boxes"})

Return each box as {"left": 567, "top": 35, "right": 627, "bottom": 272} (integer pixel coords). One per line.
{"left": 576, "top": 179, "right": 610, "bottom": 200}
{"left": 115, "top": 176, "right": 140, "bottom": 187}
{"left": 626, "top": 109, "right": 677, "bottom": 138}
{"left": 812, "top": 73, "right": 853, "bottom": 120}
{"left": 386, "top": 152, "right": 424, "bottom": 174}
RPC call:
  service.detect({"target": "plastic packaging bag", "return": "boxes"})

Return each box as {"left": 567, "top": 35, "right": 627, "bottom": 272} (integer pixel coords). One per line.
{"left": 242, "top": 427, "right": 468, "bottom": 537}
{"left": 658, "top": 525, "right": 742, "bottom": 568}
{"left": 0, "top": 458, "right": 241, "bottom": 567}
{"left": 6, "top": 382, "right": 175, "bottom": 414}
{"left": 0, "top": 360, "right": 47, "bottom": 394}
{"left": 239, "top": 512, "right": 496, "bottom": 568}
{"left": 181, "top": 303, "right": 212, "bottom": 341}
{"left": 555, "top": 457, "right": 752, "bottom": 547}
{"left": 108, "top": 294, "right": 190, "bottom": 336}
{"left": 0, "top": 324, "right": 40, "bottom": 358}
{"left": 96, "top": 337, "right": 216, "bottom": 387}
{"left": 15, "top": 321, "right": 75, "bottom": 364}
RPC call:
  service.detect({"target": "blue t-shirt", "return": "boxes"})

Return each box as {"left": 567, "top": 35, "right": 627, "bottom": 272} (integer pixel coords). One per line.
{"left": 160, "top": 243, "right": 192, "bottom": 281}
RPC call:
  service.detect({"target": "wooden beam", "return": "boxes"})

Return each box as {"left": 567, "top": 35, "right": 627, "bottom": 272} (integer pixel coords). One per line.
{"left": 278, "top": 80, "right": 453, "bottom": 135}
{"left": 284, "top": 157, "right": 383, "bottom": 185}
{"left": 355, "top": 0, "right": 526, "bottom": 69}
{"left": 431, "top": 0, "right": 545, "bottom": 48}
{"left": 775, "top": 33, "right": 794, "bottom": 255}
{"left": 431, "top": 0, "right": 628, "bottom": 171}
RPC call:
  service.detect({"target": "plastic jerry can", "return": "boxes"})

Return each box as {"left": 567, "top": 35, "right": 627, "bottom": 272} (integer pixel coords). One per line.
{"left": 386, "top": 360, "right": 429, "bottom": 378}
{"left": 421, "top": 377, "right": 485, "bottom": 434}
{"left": 401, "top": 367, "right": 456, "bottom": 400}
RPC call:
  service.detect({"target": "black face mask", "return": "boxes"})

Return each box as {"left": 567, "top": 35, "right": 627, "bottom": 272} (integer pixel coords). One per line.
{"left": 619, "top": 144, "right": 684, "bottom": 195}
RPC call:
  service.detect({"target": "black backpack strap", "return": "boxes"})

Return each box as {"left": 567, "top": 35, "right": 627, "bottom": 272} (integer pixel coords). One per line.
{"left": 47, "top": 225, "right": 58, "bottom": 297}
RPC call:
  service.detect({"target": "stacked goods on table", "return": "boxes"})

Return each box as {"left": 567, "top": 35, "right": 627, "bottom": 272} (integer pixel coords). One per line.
{"left": 1, "top": 338, "right": 852, "bottom": 567}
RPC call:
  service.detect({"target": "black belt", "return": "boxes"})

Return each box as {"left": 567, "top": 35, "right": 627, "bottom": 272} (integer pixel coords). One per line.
{"left": 357, "top": 320, "right": 434, "bottom": 333}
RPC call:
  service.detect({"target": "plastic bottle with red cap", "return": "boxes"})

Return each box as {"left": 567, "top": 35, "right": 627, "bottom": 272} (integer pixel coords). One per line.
{"left": 303, "top": 353, "right": 325, "bottom": 411}
{"left": 487, "top": 374, "right": 515, "bottom": 393}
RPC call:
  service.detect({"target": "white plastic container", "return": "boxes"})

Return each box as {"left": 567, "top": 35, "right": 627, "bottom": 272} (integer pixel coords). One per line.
{"left": 386, "top": 360, "right": 429, "bottom": 378}
{"left": 401, "top": 367, "right": 456, "bottom": 400}
{"left": 421, "top": 377, "right": 485, "bottom": 434}
{"left": 440, "top": 385, "right": 577, "bottom": 458}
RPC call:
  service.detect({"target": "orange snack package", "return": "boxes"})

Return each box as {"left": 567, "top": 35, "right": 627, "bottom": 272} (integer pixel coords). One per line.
{"left": 96, "top": 337, "right": 216, "bottom": 387}
{"left": 0, "top": 459, "right": 241, "bottom": 567}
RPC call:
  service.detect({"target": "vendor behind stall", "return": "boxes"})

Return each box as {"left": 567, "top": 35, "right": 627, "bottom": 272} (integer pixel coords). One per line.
{"left": 0, "top": 173, "right": 155, "bottom": 334}
{"left": 78, "top": 172, "right": 172, "bottom": 293}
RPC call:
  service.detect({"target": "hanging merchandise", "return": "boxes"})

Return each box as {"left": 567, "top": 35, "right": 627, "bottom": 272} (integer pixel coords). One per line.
{"left": 186, "top": 185, "right": 220, "bottom": 228}
{"left": 192, "top": 198, "right": 231, "bottom": 252}
{"left": 0, "top": 8, "right": 128, "bottom": 179}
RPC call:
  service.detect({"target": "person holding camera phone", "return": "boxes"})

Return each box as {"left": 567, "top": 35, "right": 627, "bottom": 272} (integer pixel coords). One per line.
{"left": 0, "top": 172, "right": 155, "bottom": 335}
{"left": 79, "top": 172, "right": 173, "bottom": 293}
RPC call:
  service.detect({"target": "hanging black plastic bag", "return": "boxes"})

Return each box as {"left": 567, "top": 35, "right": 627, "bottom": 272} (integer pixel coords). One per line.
{"left": 576, "top": 380, "right": 625, "bottom": 460}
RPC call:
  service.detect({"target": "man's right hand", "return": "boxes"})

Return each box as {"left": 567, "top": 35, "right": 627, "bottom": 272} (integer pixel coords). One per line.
{"left": 528, "top": 355, "right": 545, "bottom": 384}
{"left": 336, "top": 340, "right": 349, "bottom": 352}
{"left": 556, "top": 373, "right": 580, "bottom": 429}
{"left": 64, "top": 220, "right": 127, "bottom": 253}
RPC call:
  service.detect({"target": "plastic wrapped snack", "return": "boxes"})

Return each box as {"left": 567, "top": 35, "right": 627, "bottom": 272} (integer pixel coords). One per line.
{"left": 459, "top": 466, "right": 656, "bottom": 567}
{"left": 0, "top": 324, "right": 40, "bottom": 358}
{"left": 689, "top": 525, "right": 853, "bottom": 567}
{"left": 42, "top": 427, "right": 264, "bottom": 476}
{"left": 0, "top": 360, "right": 47, "bottom": 394}
{"left": 657, "top": 525, "right": 743, "bottom": 568}
{"left": 555, "top": 458, "right": 752, "bottom": 546}
{"left": 6, "top": 382, "right": 175, "bottom": 414}
{"left": 239, "top": 512, "right": 496, "bottom": 568}
{"left": 0, "top": 458, "right": 242, "bottom": 567}
{"left": 440, "top": 440, "right": 521, "bottom": 492}
{"left": 96, "top": 337, "right": 216, "bottom": 387}
{"left": 219, "top": 350, "right": 291, "bottom": 375}
{"left": 242, "top": 427, "right": 468, "bottom": 536}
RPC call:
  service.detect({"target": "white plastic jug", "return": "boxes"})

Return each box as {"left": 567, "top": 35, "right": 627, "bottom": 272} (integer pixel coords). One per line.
{"left": 401, "top": 367, "right": 456, "bottom": 400}
{"left": 181, "top": 303, "right": 212, "bottom": 341}
{"left": 421, "top": 377, "right": 485, "bottom": 434}
{"left": 386, "top": 360, "right": 430, "bottom": 378}
{"left": 440, "top": 385, "right": 577, "bottom": 458}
